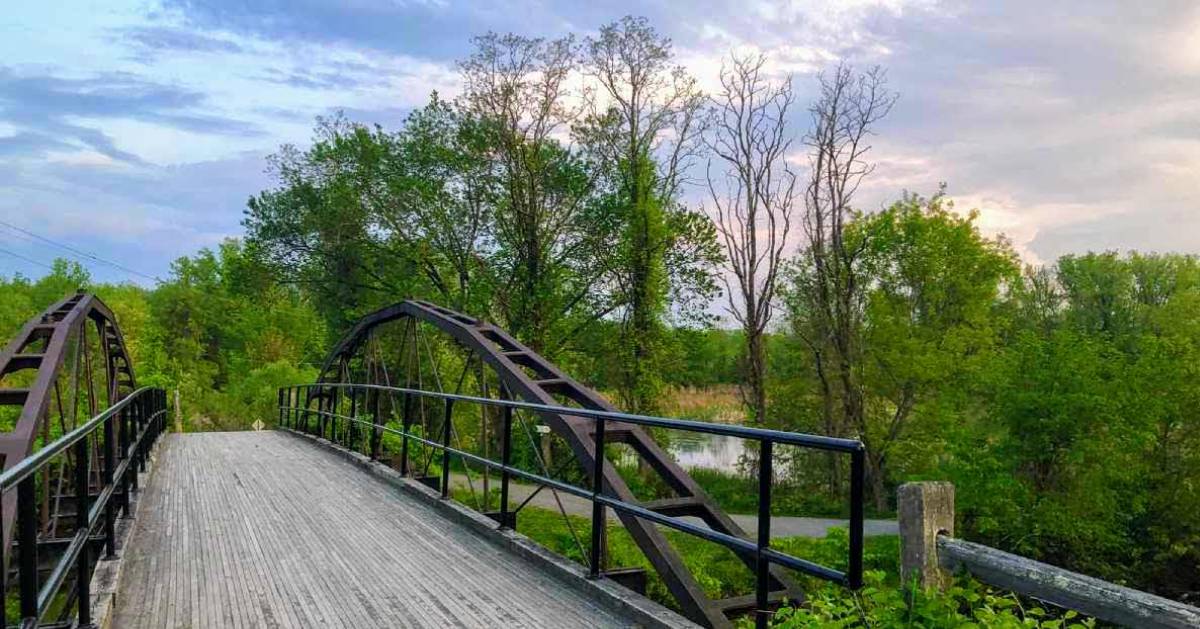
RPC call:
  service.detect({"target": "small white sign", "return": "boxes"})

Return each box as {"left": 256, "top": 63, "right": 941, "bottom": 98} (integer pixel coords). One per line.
{"left": 252, "top": 419, "right": 265, "bottom": 431}
{"left": 535, "top": 425, "right": 551, "bottom": 434}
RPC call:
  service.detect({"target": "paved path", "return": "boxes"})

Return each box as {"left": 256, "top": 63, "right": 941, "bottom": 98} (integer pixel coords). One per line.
{"left": 113, "top": 432, "right": 633, "bottom": 628}
{"left": 448, "top": 472, "right": 899, "bottom": 538}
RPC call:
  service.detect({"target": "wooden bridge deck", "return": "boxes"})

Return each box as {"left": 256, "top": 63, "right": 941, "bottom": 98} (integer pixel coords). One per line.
{"left": 112, "top": 431, "right": 633, "bottom": 628}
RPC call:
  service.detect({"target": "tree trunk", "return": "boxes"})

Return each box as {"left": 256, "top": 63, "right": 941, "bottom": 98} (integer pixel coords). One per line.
{"left": 744, "top": 327, "right": 768, "bottom": 425}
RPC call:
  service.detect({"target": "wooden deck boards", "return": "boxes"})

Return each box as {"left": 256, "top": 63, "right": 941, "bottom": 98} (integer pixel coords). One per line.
{"left": 112, "top": 431, "right": 631, "bottom": 628}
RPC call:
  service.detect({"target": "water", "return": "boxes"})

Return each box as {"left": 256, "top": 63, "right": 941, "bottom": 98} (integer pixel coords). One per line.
{"left": 662, "top": 429, "right": 802, "bottom": 478}
{"left": 666, "top": 430, "right": 749, "bottom": 472}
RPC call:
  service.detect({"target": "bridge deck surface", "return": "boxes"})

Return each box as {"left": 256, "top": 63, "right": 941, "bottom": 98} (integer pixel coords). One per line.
{"left": 113, "top": 431, "right": 630, "bottom": 628}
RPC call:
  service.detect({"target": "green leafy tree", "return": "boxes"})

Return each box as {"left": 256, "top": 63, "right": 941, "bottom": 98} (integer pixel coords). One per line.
{"left": 580, "top": 15, "right": 712, "bottom": 412}
{"left": 854, "top": 191, "right": 1018, "bottom": 509}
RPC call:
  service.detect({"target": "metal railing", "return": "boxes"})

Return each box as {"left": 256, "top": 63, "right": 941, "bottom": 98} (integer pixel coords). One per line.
{"left": 0, "top": 387, "right": 167, "bottom": 629}
{"left": 279, "top": 382, "right": 865, "bottom": 627}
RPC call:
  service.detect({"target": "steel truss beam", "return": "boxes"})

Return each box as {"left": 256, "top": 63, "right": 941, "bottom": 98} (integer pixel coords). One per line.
{"left": 311, "top": 300, "right": 801, "bottom": 628}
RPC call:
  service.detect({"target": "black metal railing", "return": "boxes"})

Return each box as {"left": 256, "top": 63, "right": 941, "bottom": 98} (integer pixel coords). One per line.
{"left": 279, "top": 383, "right": 864, "bottom": 627}
{"left": 0, "top": 387, "right": 167, "bottom": 629}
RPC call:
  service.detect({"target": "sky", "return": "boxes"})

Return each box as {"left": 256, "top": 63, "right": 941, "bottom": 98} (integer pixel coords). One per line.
{"left": 1, "top": 0, "right": 1198, "bottom": 285}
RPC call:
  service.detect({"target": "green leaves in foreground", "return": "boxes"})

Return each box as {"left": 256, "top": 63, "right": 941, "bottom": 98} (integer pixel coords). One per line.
{"left": 772, "top": 572, "right": 1095, "bottom": 629}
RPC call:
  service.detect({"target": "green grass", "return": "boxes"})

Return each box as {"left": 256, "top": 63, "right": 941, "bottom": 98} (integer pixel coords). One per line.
{"left": 450, "top": 488, "right": 1093, "bottom": 628}
{"left": 614, "top": 464, "right": 894, "bottom": 520}
{"left": 451, "top": 486, "right": 896, "bottom": 610}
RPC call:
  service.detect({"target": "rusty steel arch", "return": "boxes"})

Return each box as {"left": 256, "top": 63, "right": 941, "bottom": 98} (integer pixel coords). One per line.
{"left": 306, "top": 300, "right": 802, "bottom": 628}
{"left": 0, "top": 292, "right": 137, "bottom": 562}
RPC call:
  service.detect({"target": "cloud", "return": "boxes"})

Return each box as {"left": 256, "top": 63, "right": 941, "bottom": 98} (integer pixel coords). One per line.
{"left": 117, "top": 25, "right": 243, "bottom": 60}
{"left": 827, "top": 0, "right": 1200, "bottom": 263}
{"left": 158, "top": 0, "right": 571, "bottom": 60}
{"left": 0, "top": 131, "right": 75, "bottom": 158}
{"left": 0, "top": 151, "right": 273, "bottom": 284}
{"left": 0, "top": 66, "right": 264, "bottom": 164}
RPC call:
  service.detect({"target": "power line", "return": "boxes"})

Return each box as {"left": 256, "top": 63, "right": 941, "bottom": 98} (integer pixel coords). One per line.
{"left": 0, "top": 246, "right": 55, "bottom": 271}
{"left": 0, "top": 219, "right": 160, "bottom": 282}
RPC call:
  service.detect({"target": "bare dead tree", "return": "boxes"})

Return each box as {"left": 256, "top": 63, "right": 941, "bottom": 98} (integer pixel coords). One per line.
{"left": 706, "top": 52, "right": 797, "bottom": 425}
{"left": 798, "top": 62, "right": 897, "bottom": 508}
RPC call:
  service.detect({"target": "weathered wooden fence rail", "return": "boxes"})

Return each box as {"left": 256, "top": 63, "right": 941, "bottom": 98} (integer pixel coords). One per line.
{"left": 899, "top": 482, "right": 1200, "bottom": 629}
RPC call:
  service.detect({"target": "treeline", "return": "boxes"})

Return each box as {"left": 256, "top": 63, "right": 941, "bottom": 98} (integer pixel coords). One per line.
{"left": 0, "top": 247, "right": 325, "bottom": 431}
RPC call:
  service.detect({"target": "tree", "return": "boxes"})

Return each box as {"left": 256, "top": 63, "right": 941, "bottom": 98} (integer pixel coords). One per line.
{"left": 706, "top": 52, "right": 796, "bottom": 425}
{"left": 245, "top": 104, "right": 498, "bottom": 327}
{"left": 385, "top": 94, "right": 498, "bottom": 313}
{"left": 580, "top": 15, "right": 709, "bottom": 412}
{"left": 856, "top": 192, "right": 1018, "bottom": 508}
{"left": 457, "top": 32, "right": 605, "bottom": 354}
{"left": 788, "top": 63, "right": 896, "bottom": 503}
{"left": 245, "top": 115, "right": 420, "bottom": 332}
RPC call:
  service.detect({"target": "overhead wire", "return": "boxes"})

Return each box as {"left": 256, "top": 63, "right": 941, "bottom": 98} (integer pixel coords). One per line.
{"left": 0, "top": 246, "right": 55, "bottom": 271}
{"left": 0, "top": 219, "right": 160, "bottom": 282}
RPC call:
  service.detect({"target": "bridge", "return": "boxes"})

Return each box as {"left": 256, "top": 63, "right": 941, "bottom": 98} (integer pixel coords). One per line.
{"left": 0, "top": 293, "right": 867, "bottom": 628}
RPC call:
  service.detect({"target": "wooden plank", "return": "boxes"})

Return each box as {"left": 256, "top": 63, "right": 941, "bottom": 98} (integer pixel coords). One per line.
{"left": 112, "top": 431, "right": 633, "bottom": 628}
{"left": 938, "top": 535, "right": 1200, "bottom": 629}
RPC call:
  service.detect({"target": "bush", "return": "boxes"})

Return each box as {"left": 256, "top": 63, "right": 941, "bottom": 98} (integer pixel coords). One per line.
{"left": 773, "top": 572, "right": 1095, "bottom": 628}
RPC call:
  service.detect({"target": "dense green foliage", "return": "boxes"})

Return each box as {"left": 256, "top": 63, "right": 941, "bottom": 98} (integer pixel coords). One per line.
{"left": 0, "top": 246, "right": 325, "bottom": 430}
{"left": 774, "top": 194, "right": 1199, "bottom": 601}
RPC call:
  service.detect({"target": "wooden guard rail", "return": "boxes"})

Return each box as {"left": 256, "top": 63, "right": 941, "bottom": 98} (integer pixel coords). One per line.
{"left": 898, "top": 482, "right": 1200, "bottom": 629}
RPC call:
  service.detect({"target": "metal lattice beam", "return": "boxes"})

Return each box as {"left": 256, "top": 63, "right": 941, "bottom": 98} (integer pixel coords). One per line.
{"left": 311, "top": 300, "right": 802, "bottom": 628}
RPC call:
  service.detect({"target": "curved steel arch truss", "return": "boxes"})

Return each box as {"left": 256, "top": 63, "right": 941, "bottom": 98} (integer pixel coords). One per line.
{"left": 308, "top": 300, "right": 801, "bottom": 628}
{"left": 0, "top": 291, "right": 139, "bottom": 623}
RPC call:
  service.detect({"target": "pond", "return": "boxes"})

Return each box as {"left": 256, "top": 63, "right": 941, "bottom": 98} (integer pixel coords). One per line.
{"left": 665, "top": 430, "right": 749, "bottom": 472}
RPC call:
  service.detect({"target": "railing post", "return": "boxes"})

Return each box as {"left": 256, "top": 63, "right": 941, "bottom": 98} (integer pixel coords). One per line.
{"left": 898, "top": 481, "right": 954, "bottom": 590}
{"left": 589, "top": 417, "right": 606, "bottom": 579}
{"left": 103, "top": 405, "right": 116, "bottom": 557}
{"left": 331, "top": 385, "right": 340, "bottom": 443}
{"left": 351, "top": 386, "right": 362, "bottom": 451}
{"left": 17, "top": 475, "right": 38, "bottom": 623}
{"left": 298, "top": 388, "right": 306, "bottom": 432}
{"left": 75, "top": 437, "right": 92, "bottom": 626}
{"left": 278, "top": 388, "right": 285, "bottom": 427}
{"left": 128, "top": 398, "right": 139, "bottom": 492}
{"left": 440, "top": 398, "right": 452, "bottom": 499}
{"left": 849, "top": 448, "right": 865, "bottom": 590}
{"left": 117, "top": 404, "right": 130, "bottom": 514}
{"left": 399, "top": 393, "right": 412, "bottom": 476}
{"left": 315, "top": 388, "right": 324, "bottom": 439}
{"left": 137, "top": 393, "right": 147, "bottom": 473}
{"left": 369, "top": 388, "right": 382, "bottom": 461}
{"left": 755, "top": 440, "right": 773, "bottom": 629}
{"left": 498, "top": 402, "right": 513, "bottom": 530}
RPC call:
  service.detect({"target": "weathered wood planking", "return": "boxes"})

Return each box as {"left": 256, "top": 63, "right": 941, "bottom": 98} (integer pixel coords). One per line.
{"left": 112, "top": 431, "right": 632, "bottom": 628}
{"left": 938, "top": 536, "right": 1200, "bottom": 629}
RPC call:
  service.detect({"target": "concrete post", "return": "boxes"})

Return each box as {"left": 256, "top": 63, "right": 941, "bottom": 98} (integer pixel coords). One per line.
{"left": 898, "top": 481, "right": 955, "bottom": 590}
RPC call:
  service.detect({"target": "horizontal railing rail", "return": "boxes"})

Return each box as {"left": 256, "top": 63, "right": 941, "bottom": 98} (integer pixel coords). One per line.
{"left": 938, "top": 536, "right": 1200, "bottom": 629}
{"left": 899, "top": 481, "right": 1200, "bottom": 629}
{"left": 1, "top": 387, "right": 167, "bottom": 629}
{"left": 279, "top": 382, "right": 865, "bottom": 627}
